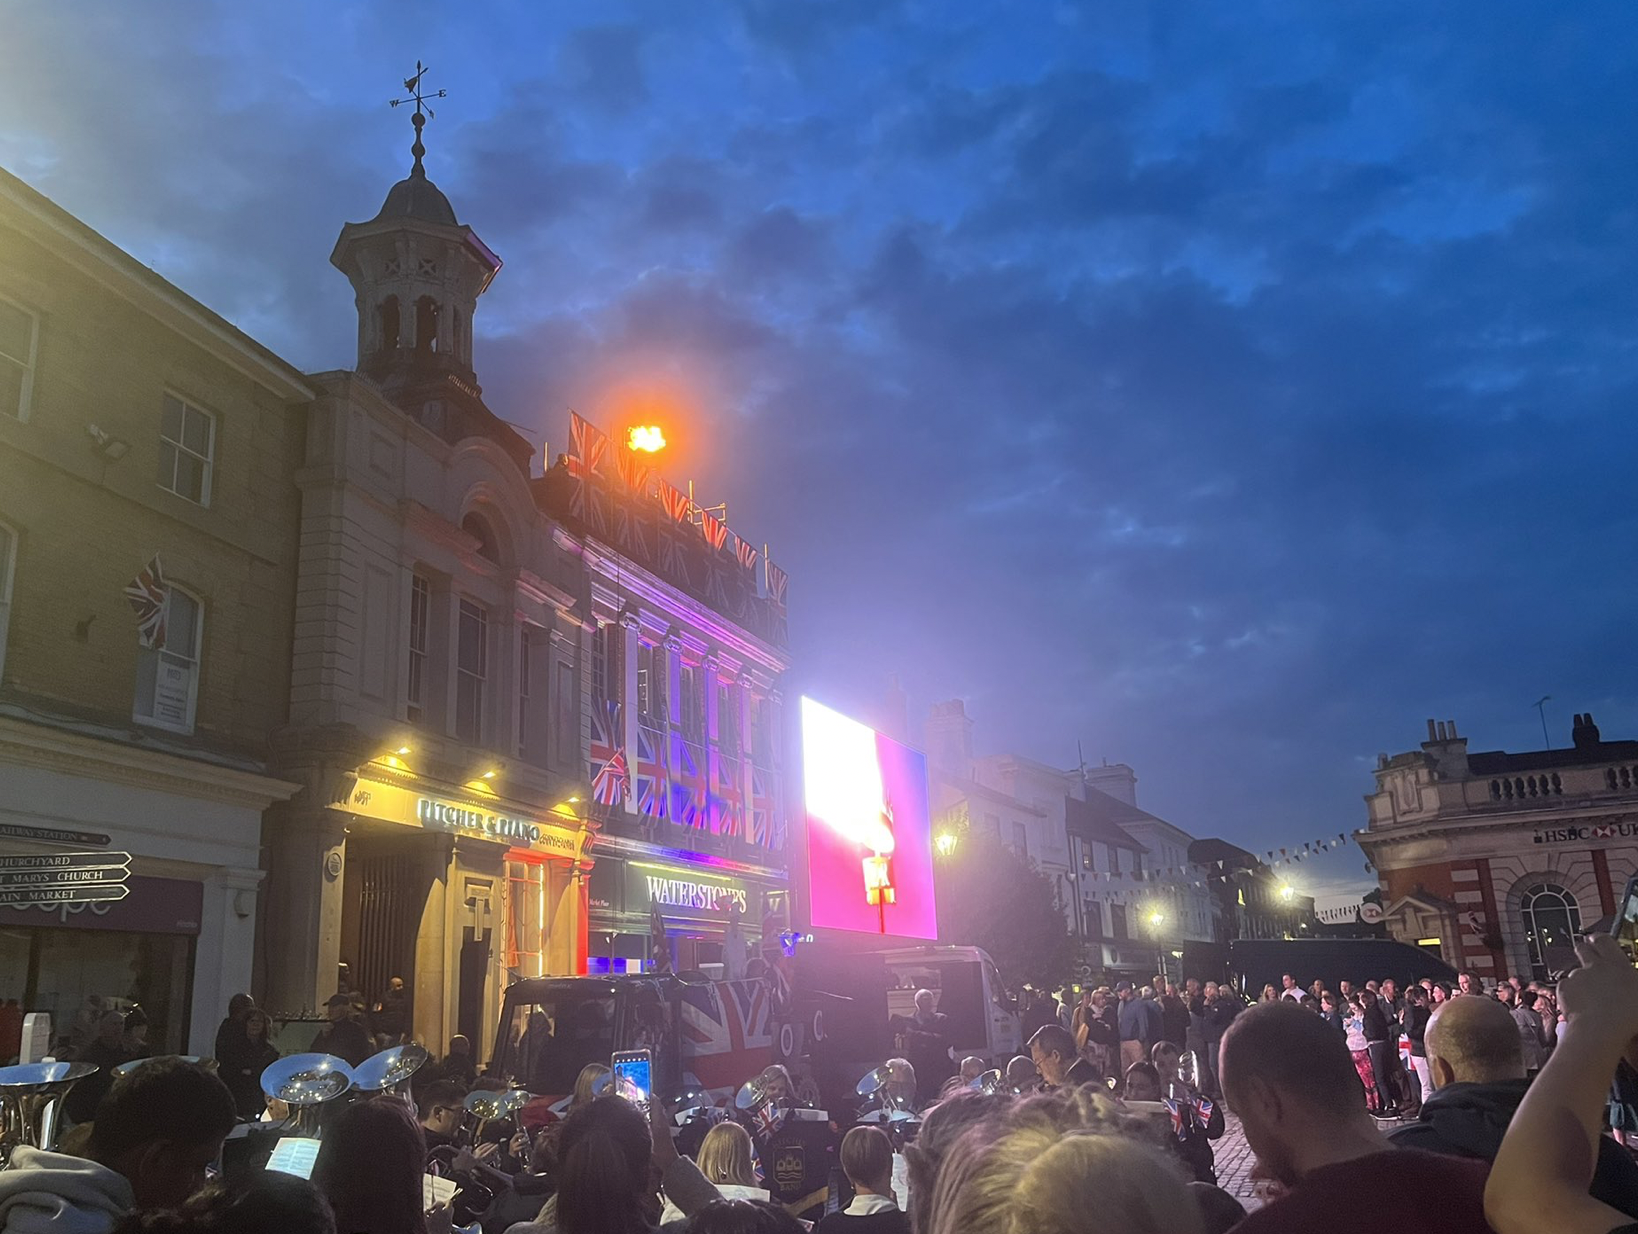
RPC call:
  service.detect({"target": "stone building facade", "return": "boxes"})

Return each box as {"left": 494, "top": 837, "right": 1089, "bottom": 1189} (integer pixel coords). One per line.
{"left": 1358, "top": 714, "right": 1638, "bottom": 982}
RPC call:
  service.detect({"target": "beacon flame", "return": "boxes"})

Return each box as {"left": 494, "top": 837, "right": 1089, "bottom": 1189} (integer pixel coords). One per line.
{"left": 627, "top": 425, "right": 667, "bottom": 453}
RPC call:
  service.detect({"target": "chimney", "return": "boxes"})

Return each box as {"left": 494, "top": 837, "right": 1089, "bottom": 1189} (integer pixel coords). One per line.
{"left": 1426, "top": 719, "right": 1438, "bottom": 742}
{"left": 924, "top": 700, "right": 974, "bottom": 772}
{"left": 1084, "top": 763, "right": 1138, "bottom": 807}
{"left": 1572, "top": 712, "right": 1602, "bottom": 750}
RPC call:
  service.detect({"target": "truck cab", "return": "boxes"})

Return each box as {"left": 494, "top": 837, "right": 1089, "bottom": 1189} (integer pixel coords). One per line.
{"left": 878, "top": 945, "right": 1019, "bottom": 1064}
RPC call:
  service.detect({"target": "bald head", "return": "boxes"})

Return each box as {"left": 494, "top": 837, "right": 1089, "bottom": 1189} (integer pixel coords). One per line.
{"left": 1425, "top": 993, "right": 1524, "bottom": 1086}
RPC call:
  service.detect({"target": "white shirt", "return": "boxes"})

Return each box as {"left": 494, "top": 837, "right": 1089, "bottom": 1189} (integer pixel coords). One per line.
{"left": 844, "top": 1194, "right": 900, "bottom": 1217}
{"left": 1280, "top": 988, "right": 1303, "bottom": 1001}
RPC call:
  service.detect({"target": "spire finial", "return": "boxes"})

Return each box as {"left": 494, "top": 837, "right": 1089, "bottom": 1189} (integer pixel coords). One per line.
{"left": 389, "top": 60, "right": 448, "bottom": 178}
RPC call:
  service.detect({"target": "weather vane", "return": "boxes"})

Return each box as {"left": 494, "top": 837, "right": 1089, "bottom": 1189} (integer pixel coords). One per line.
{"left": 389, "top": 61, "right": 448, "bottom": 175}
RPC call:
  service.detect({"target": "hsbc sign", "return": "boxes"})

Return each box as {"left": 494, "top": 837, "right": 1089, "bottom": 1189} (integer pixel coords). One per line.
{"left": 1533, "top": 822, "right": 1638, "bottom": 845}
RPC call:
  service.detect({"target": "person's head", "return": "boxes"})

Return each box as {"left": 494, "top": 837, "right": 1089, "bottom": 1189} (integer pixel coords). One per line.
{"left": 419, "top": 1080, "right": 467, "bottom": 1136}
{"left": 312, "top": 1098, "right": 426, "bottom": 1234}
{"left": 883, "top": 1058, "right": 916, "bottom": 1104}
{"left": 87, "top": 1058, "right": 237, "bottom": 1210}
{"left": 1151, "top": 1042, "right": 1181, "bottom": 1080}
{"left": 1508, "top": 975, "right": 1523, "bottom": 992}
{"left": 1457, "top": 971, "right": 1475, "bottom": 994}
{"left": 108, "top": 1172, "right": 335, "bottom": 1234}
{"left": 1027, "top": 1024, "right": 1077, "bottom": 1087}
{"left": 1518, "top": 989, "right": 1539, "bottom": 1010}
{"left": 388, "top": 976, "right": 404, "bottom": 993}
{"left": 1260, "top": 984, "right": 1276, "bottom": 1002}
{"left": 555, "top": 1096, "right": 654, "bottom": 1234}
{"left": 324, "top": 994, "right": 350, "bottom": 1022}
{"left": 1496, "top": 984, "right": 1516, "bottom": 1007}
{"left": 1281, "top": 974, "right": 1296, "bottom": 990}
{"left": 572, "top": 1062, "right": 610, "bottom": 1108}
{"left": 1090, "top": 988, "right": 1108, "bottom": 1010}
{"left": 1320, "top": 992, "right": 1338, "bottom": 1013}
{"left": 1424, "top": 993, "right": 1525, "bottom": 1090}
{"left": 682, "top": 1200, "right": 805, "bottom": 1234}
{"left": 914, "top": 989, "right": 936, "bottom": 1016}
{"left": 447, "top": 1034, "right": 471, "bottom": 1057}
{"left": 903, "top": 1090, "right": 1009, "bottom": 1234}
{"left": 1116, "top": 981, "right": 1134, "bottom": 1002}
{"left": 959, "top": 1056, "right": 985, "bottom": 1083}
{"left": 840, "top": 1125, "right": 895, "bottom": 1196}
{"left": 1364, "top": 980, "right": 1378, "bottom": 995}
{"left": 1004, "top": 1054, "right": 1039, "bottom": 1092}
{"left": 1185, "top": 978, "right": 1199, "bottom": 996}
{"left": 1203, "top": 981, "right": 1219, "bottom": 1000}
{"left": 1338, "top": 980, "right": 1352, "bottom": 996}
{"left": 1123, "top": 1062, "right": 1162, "bottom": 1101}
{"left": 226, "top": 993, "right": 254, "bottom": 1021}
{"left": 1406, "top": 986, "right": 1427, "bottom": 1007}
{"left": 96, "top": 1010, "right": 125, "bottom": 1045}
{"left": 243, "top": 1009, "right": 271, "bottom": 1042}
{"left": 1432, "top": 982, "right": 1451, "bottom": 1004}
{"left": 1419, "top": 978, "right": 1433, "bottom": 992}
{"left": 1298, "top": 995, "right": 1318, "bottom": 1011}
{"left": 925, "top": 1090, "right": 1204, "bottom": 1234}
{"left": 697, "top": 1121, "right": 758, "bottom": 1188}
{"left": 1381, "top": 979, "right": 1397, "bottom": 999}
{"left": 1357, "top": 987, "right": 1376, "bottom": 1006}
{"left": 1309, "top": 979, "right": 1324, "bottom": 996}
{"left": 1218, "top": 1001, "right": 1375, "bottom": 1186}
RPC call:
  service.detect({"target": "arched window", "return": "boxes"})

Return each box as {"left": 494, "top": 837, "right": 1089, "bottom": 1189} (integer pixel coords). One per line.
{"left": 134, "top": 585, "right": 203, "bottom": 734}
{"left": 451, "top": 306, "right": 465, "bottom": 363}
{"left": 415, "top": 296, "right": 440, "bottom": 354}
{"left": 1522, "top": 883, "right": 1582, "bottom": 981}
{"left": 462, "top": 512, "right": 499, "bottom": 563}
{"left": 378, "top": 296, "right": 400, "bottom": 353}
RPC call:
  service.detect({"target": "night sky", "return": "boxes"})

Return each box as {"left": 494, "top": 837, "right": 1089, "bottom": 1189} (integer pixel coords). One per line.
{"left": 7, "top": 3, "right": 1637, "bottom": 901}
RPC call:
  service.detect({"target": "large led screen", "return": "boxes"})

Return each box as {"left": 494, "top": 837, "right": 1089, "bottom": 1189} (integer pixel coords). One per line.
{"left": 801, "top": 697, "right": 937, "bottom": 940}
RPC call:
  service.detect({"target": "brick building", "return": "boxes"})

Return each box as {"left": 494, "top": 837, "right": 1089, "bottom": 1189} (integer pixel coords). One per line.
{"left": 1358, "top": 714, "right": 1638, "bottom": 982}
{"left": 0, "top": 167, "right": 307, "bottom": 1053}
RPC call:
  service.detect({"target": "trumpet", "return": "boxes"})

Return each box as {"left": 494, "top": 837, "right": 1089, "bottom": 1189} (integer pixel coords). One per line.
{"left": 352, "top": 1044, "right": 428, "bottom": 1111}
{"left": 0, "top": 1062, "right": 99, "bottom": 1167}
{"left": 260, "top": 1053, "right": 354, "bottom": 1139}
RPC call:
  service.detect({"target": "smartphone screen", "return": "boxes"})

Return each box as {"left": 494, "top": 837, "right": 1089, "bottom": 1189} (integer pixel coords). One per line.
{"left": 1612, "top": 876, "right": 1638, "bottom": 966}
{"left": 611, "top": 1050, "right": 653, "bottom": 1108}
{"left": 266, "top": 1137, "right": 321, "bottom": 1180}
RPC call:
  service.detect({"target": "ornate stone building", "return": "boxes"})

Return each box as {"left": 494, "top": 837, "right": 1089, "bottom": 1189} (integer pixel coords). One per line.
{"left": 1358, "top": 714, "right": 1638, "bottom": 982}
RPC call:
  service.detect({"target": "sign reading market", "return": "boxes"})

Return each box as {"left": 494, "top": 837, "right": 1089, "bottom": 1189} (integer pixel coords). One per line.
{"left": 341, "top": 776, "right": 584, "bottom": 858}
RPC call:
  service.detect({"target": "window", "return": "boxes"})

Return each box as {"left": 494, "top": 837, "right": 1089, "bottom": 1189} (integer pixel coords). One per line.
{"left": 637, "top": 642, "right": 667, "bottom": 728}
{"left": 415, "top": 296, "right": 440, "bottom": 353}
{"left": 0, "top": 521, "right": 14, "bottom": 680}
{"left": 134, "top": 587, "right": 202, "bottom": 733}
{"left": 590, "top": 624, "right": 608, "bottom": 702}
{"left": 462, "top": 513, "right": 499, "bottom": 563}
{"left": 1522, "top": 883, "right": 1582, "bottom": 981}
{"left": 378, "top": 296, "right": 400, "bottom": 353}
{"left": 717, "top": 682, "right": 740, "bottom": 756}
{"left": 679, "top": 663, "right": 703, "bottom": 743}
{"left": 1083, "top": 901, "right": 1104, "bottom": 940}
{"left": 407, "top": 574, "right": 430, "bottom": 722}
{"left": 455, "top": 599, "right": 488, "bottom": 744}
{"left": 1110, "top": 904, "right": 1128, "bottom": 940}
{"left": 0, "top": 297, "right": 37, "bottom": 420}
{"left": 518, "top": 630, "right": 532, "bottom": 754}
{"left": 1012, "top": 822, "right": 1028, "bottom": 858}
{"left": 156, "top": 394, "right": 214, "bottom": 505}
{"left": 554, "top": 659, "right": 577, "bottom": 764}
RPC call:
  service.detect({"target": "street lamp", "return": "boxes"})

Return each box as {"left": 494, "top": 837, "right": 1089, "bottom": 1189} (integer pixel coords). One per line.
{"left": 935, "top": 832, "right": 958, "bottom": 858}
{"left": 1146, "top": 907, "right": 1167, "bottom": 986}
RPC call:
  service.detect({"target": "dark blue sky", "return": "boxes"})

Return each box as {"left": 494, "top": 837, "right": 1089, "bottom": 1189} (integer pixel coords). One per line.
{"left": 7, "top": 2, "right": 1637, "bottom": 899}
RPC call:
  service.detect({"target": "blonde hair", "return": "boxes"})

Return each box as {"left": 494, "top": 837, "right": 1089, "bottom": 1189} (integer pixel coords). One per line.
{"left": 696, "top": 1121, "right": 758, "bottom": 1187}
{"left": 572, "top": 1063, "right": 609, "bottom": 1108}
{"left": 926, "top": 1089, "right": 1202, "bottom": 1234}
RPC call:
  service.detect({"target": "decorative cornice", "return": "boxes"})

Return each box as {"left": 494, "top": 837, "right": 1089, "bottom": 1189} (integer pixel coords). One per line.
{"left": 588, "top": 830, "right": 789, "bottom": 883}
{"left": 0, "top": 716, "right": 300, "bottom": 811}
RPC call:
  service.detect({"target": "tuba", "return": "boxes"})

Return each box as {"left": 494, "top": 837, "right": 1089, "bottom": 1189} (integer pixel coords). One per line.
{"left": 352, "top": 1044, "right": 428, "bottom": 1111}
{"left": 260, "top": 1053, "right": 354, "bottom": 1139}
{"left": 0, "top": 1061, "right": 99, "bottom": 1166}
{"left": 112, "top": 1055, "right": 215, "bottom": 1077}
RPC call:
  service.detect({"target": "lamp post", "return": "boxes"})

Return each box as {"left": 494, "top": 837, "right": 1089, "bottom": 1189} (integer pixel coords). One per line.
{"left": 1147, "top": 908, "right": 1167, "bottom": 986}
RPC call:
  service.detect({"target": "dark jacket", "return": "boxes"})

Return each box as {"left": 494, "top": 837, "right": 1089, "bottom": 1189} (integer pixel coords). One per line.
{"left": 1061, "top": 1057, "right": 1100, "bottom": 1088}
{"left": 1159, "top": 995, "right": 1189, "bottom": 1047}
{"left": 311, "top": 1016, "right": 373, "bottom": 1067}
{"left": 1403, "top": 1004, "right": 1431, "bottom": 1058}
{"left": 1361, "top": 998, "right": 1392, "bottom": 1044}
{"left": 1202, "top": 997, "right": 1240, "bottom": 1044}
{"left": 1389, "top": 1078, "right": 1638, "bottom": 1219}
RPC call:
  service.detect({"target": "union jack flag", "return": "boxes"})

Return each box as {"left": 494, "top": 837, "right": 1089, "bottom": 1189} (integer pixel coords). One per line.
{"left": 670, "top": 736, "right": 706, "bottom": 829}
{"left": 589, "top": 699, "right": 623, "bottom": 795}
{"left": 615, "top": 451, "right": 649, "bottom": 493}
{"left": 570, "top": 411, "right": 608, "bottom": 474}
{"left": 635, "top": 724, "right": 668, "bottom": 821}
{"left": 124, "top": 555, "right": 168, "bottom": 650}
{"left": 678, "top": 979, "right": 773, "bottom": 1099}
{"left": 1194, "top": 1096, "right": 1214, "bottom": 1123}
{"left": 712, "top": 752, "right": 744, "bottom": 840}
{"left": 765, "top": 559, "right": 788, "bottom": 610}
{"left": 734, "top": 536, "right": 758, "bottom": 574}
{"left": 615, "top": 503, "right": 651, "bottom": 559}
{"left": 593, "top": 748, "right": 630, "bottom": 806}
{"left": 701, "top": 509, "right": 729, "bottom": 552}
{"left": 658, "top": 483, "right": 692, "bottom": 524}
{"left": 751, "top": 766, "right": 777, "bottom": 849}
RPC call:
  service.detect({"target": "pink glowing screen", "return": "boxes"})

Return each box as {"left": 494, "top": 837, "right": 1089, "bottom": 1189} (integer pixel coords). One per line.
{"left": 801, "top": 697, "right": 937, "bottom": 940}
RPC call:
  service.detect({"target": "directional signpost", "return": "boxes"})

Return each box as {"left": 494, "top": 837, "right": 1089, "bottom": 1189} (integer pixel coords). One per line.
{"left": 0, "top": 852, "right": 131, "bottom": 907}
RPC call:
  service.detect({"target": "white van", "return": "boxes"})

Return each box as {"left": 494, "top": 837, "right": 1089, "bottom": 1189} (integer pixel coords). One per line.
{"left": 878, "top": 945, "right": 1020, "bottom": 1064}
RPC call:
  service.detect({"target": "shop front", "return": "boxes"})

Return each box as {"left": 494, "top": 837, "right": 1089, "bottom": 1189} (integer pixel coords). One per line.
{"left": 0, "top": 716, "right": 296, "bottom": 1059}
{"left": 331, "top": 769, "right": 592, "bottom": 1056}
{"left": 586, "top": 838, "right": 789, "bottom": 977}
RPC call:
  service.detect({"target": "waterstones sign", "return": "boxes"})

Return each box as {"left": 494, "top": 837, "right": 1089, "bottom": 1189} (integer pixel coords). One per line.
{"left": 1533, "top": 821, "right": 1638, "bottom": 846}
{"left": 628, "top": 864, "right": 750, "bottom": 918}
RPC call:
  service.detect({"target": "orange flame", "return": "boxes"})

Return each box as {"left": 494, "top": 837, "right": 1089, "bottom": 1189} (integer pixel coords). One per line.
{"left": 627, "top": 425, "right": 667, "bottom": 453}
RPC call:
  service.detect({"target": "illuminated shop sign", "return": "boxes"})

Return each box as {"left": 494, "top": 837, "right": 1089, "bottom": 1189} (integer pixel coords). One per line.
{"left": 339, "top": 778, "right": 582, "bottom": 857}
{"left": 417, "top": 798, "right": 543, "bottom": 846}
{"left": 644, "top": 874, "right": 748, "bottom": 913}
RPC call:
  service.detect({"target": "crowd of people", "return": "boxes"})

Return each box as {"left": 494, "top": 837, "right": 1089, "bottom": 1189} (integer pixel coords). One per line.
{"left": 7, "top": 952, "right": 1638, "bottom": 1234}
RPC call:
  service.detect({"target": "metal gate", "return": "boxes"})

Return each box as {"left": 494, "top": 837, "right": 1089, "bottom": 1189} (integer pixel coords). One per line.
{"left": 354, "top": 849, "right": 422, "bottom": 1013}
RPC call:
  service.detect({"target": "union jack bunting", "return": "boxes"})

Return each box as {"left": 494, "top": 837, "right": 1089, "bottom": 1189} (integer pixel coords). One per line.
{"left": 701, "top": 509, "right": 729, "bottom": 551}
{"left": 588, "top": 699, "right": 625, "bottom": 801}
{"left": 734, "top": 536, "right": 758, "bottom": 573}
{"left": 635, "top": 724, "right": 668, "bottom": 821}
{"left": 123, "top": 554, "right": 168, "bottom": 650}
{"left": 657, "top": 529, "right": 687, "bottom": 579}
{"left": 658, "top": 483, "right": 692, "bottom": 524}
{"left": 569, "top": 411, "right": 609, "bottom": 474}
{"left": 592, "top": 748, "right": 631, "bottom": 806}
{"left": 765, "top": 559, "right": 788, "bottom": 610}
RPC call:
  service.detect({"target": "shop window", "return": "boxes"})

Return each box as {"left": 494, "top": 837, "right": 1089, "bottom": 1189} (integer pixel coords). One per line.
{"left": 157, "top": 393, "right": 214, "bottom": 506}
{"left": 134, "top": 585, "right": 202, "bottom": 734}
{"left": 1522, "top": 883, "right": 1582, "bottom": 981}
{"left": 0, "top": 519, "right": 14, "bottom": 681}
{"left": 1111, "top": 904, "right": 1128, "bottom": 940}
{"left": 0, "top": 295, "right": 37, "bottom": 421}
{"left": 407, "top": 573, "right": 430, "bottom": 722}
{"left": 455, "top": 598, "right": 488, "bottom": 745}
{"left": 505, "top": 858, "right": 549, "bottom": 978}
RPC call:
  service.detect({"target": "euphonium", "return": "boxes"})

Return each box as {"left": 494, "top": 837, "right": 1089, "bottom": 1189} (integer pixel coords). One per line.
{"left": 459, "top": 1086, "right": 530, "bottom": 1148}
{"left": 259, "top": 1053, "right": 354, "bottom": 1138}
{"left": 0, "top": 1061, "right": 99, "bottom": 1167}
{"left": 352, "top": 1044, "right": 428, "bottom": 1111}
